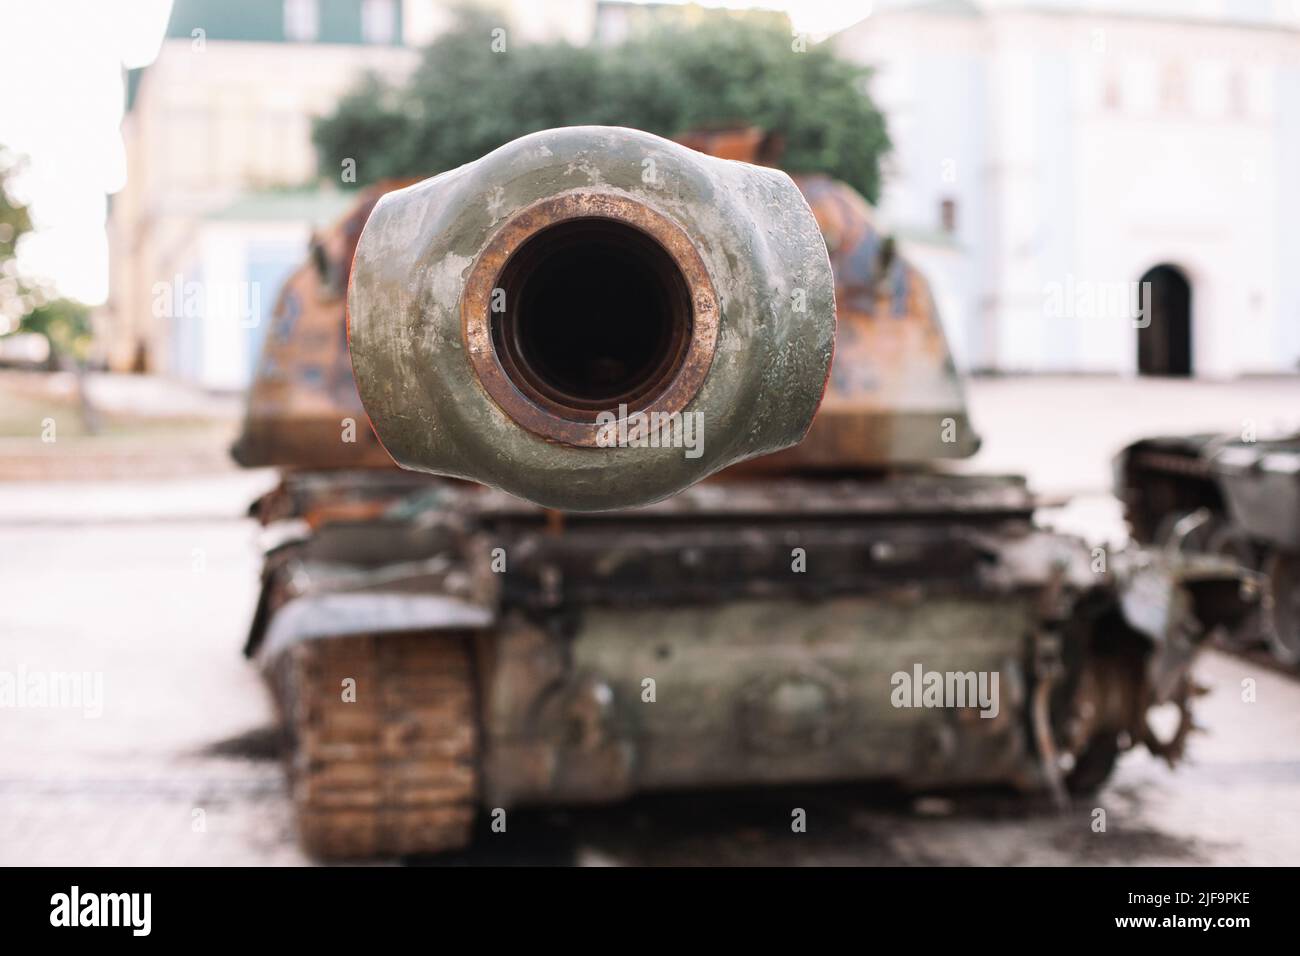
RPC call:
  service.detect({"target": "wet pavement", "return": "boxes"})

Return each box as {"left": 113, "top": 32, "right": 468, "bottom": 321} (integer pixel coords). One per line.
{"left": 1, "top": 375, "right": 1298, "bottom": 865}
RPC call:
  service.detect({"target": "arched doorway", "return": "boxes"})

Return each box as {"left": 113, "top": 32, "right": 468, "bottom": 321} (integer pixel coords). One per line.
{"left": 1137, "top": 264, "right": 1192, "bottom": 376}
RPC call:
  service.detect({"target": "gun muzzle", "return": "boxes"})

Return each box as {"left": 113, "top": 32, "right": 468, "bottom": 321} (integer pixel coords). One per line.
{"left": 348, "top": 125, "right": 834, "bottom": 511}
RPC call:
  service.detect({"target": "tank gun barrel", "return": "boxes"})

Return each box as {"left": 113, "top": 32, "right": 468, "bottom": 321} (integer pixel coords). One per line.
{"left": 346, "top": 126, "right": 836, "bottom": 512}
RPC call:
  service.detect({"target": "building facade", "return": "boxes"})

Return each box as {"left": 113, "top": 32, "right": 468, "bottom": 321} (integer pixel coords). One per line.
{"left": 106, "top": 0, "right": 420, "bottom": 386}
{"left": 835, "top": 0, "right": 1300, "bottom": 377}
{"left": 106, "top": 0, "right": 608, "bottom": 387}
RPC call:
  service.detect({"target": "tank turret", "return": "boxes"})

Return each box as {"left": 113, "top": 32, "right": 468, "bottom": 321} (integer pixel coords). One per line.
{"left": 233, "top": 127, "right": 975, "bottom": 485}
{"left": 230, "top": 182, "right": 403, "bottom": 471}
{"left": 674, "top": 127, "right": 979, "bottom": 471}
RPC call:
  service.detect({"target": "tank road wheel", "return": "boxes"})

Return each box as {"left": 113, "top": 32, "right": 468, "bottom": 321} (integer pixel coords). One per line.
{"left": 274, "top": 633, "right": 480, "bottom": 860}
{"left": 1266, "top": 551, "right": 1300, "bottom": 666}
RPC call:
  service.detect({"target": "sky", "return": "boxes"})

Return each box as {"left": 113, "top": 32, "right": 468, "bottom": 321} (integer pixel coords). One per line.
{"left": 0, "top": 0, "right": 172, "bottom": 310}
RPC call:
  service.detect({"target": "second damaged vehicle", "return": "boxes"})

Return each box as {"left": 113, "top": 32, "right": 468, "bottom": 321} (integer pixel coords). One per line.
{"left": 1117, "top": 431, "right": 1300, "bottom": 666}
{"left": 236, "top": 126, "right": 1248, "bottom": 859}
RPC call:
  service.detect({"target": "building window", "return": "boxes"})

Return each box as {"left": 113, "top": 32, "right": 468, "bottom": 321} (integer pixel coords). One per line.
{"left": 284, "top": 0, "right": 319, "bottom": 42}
{"left": 1160, "top": 62, "right": 1186, "bottom": 111}
{"left": 362, "top": 0, "right": 396, "bottom": 44}
{"left": 940, "top": 198, "right": 957, "bottom": 235}
{"left": 1103, "top": 71, "right": 1122, "bottom": 110}
{"left": 1228, "top": 70, "right": 1248, "bottom": 118}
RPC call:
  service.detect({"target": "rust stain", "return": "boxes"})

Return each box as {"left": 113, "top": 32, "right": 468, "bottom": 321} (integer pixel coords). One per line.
{"left": 460, "top": 190, "right": 721, "bottom": 448}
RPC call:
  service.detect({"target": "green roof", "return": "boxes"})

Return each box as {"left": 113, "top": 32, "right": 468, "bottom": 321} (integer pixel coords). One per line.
{"left": 125, "top": 66, "right": 145, "bottom": 111}
{"left": 871, "top": 0, "right": 984, "bottom": 16}
{"left": 164, "top": 0, "right": 403, "bottom": 46}
{"left": 206, "top": 190, "right": 359, "bottom": 227}
{"left": 128, "top": 1, "right": 405, "bottom": 112}
{"left": 894, "top": 224, "right": 965, "bottom": 251}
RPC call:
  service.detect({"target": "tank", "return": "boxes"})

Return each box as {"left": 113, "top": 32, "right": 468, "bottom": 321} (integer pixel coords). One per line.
{"left": 1116, "top": 431, "right": 1300, "bottom": 666}
{"left": 236, "top": 126, "right": 1248, "bottom": 859}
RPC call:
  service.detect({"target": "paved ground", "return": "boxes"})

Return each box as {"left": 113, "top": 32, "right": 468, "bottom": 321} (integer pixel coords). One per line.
{"left": 0, "top": 369, "right": 240, "bottom": 480}
{"left": 1, "top": 375, "right": 1298, "bottom": 865}
{"left": 962, "top": 374, "right": 1300, "bottom": 498}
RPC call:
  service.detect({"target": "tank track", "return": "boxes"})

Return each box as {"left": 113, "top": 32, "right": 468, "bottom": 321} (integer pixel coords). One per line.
{"left": 271, "top": 632, "right": 479, "bottom": 860}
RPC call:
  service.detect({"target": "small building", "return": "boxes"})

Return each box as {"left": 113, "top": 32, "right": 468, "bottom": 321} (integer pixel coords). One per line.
{"left": 834, "top": 0, "right": 1300, "bottom": 378}
{"left": 105, "top": 0, "right": 418, "bottom": 383}
{"left": 105, "top": 0, "right": 610, "bottom": 385}
{"left": 158, "top": 190, "right": 356, "bottom": 390}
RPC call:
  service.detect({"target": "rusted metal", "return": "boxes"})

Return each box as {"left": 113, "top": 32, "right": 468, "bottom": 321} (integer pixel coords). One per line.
{"left": 270, "top": 631, "right": 479, "bottom": 859}
{"left": 1117, "top": 431, "right": 1300, "bottom": 666}
{"left": 233, "top": 134, "right": 975, "bottom": 478}
{"left": 677, "top": 129, "right": 981, "bottom": 470}
{"left": 231, "top": 181, "right": 415, "bottom": 470}
{"left": 1267, "top": 552, "right": 1300, "bottom": 663}
{"left": 245, "top": 470, "right": 1242, "bottom": 823}
{"left": 347, "top": 126, "right": 835, "bottom": 512}
{"left": 1030, "top": 630, "right": 1068, "bottom": 809}
{"left": 229, "top": 129, "right": 1247, "bottom": 860}
{"left": 461, "top": 191, "right": 719, "bottom": 446}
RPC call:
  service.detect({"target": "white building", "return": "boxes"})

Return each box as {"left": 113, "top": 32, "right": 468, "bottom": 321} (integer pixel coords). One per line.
{"left": 106, "top": 0, "right": 422, "bottom": 385}
{"left": 106, "top": 0, "right": 588, "bottom": 387}
{"left": 834, "top": 0, "right": 1300, "bottom": 377}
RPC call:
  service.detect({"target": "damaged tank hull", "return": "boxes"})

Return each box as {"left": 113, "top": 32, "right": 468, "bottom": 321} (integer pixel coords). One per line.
{"left": 1116, "top": 432, "right": 1300, "bottom": 666}
{"left": 245, "top": 470, "right": 1233, "bottom": 858}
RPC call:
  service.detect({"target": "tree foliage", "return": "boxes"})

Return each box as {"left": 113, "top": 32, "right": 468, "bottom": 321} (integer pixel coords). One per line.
{"left": 0, "top": 149, "right": 35, "bottom": 326}
{"left": 19, "top": 298, "right": 93, "bottom": 364}
{"left": 314, "top": 8, "right": 889, "bottom": 201}
{"left": 0, "top": 148, "right": 91, "bottom": 363}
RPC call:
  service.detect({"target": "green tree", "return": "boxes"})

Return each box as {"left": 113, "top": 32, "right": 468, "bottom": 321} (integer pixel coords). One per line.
{"left": 0, "top": 149, "right": 92, "bottom": 365}
{"left": 0, "top": 147, "right": 35, "bottom": 328}
{"left": 19, "top": 297, "right": 93, "bottom": 365}
{"left": 1, "top": 146, "right": 99, "bottom": 429}
{"left": 314, "top": 8, "right": 889, "bottom": 201}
